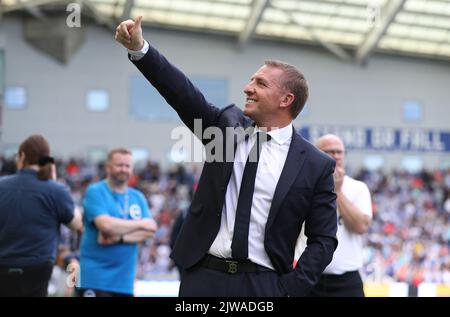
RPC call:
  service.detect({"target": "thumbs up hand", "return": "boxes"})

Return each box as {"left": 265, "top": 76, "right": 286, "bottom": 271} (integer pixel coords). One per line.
{"left": 115, "top": 16, "right": 144, "bottom": 51}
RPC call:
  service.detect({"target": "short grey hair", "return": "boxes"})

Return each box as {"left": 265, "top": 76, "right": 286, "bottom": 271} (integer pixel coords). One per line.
{"left": 264, "top": 60, "right": 309, "bottom": 118}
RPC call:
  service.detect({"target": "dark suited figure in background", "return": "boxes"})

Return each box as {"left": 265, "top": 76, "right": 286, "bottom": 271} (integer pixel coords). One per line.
{"left": 115, "top": 17, "right": 337, "bottom": 297}
{"left": 0, "top": 135, "right": 83, "bottom": 297}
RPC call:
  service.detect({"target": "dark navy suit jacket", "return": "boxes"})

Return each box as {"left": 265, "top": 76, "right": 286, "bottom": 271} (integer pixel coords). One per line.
{"left": 131, "top": 44, "right": 338, "bottom": 296}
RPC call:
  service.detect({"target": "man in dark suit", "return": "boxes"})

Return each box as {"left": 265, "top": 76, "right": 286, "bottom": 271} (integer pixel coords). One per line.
{"left": 115, "top": 16, "right": 337, "bottom": 297}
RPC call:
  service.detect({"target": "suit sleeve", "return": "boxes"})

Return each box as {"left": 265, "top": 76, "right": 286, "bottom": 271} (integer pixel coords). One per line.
{"left": 130, "top": 43, "right": 222, "bottom": 141}
{"left": 280, "top": 159, "right": 338, "bottom": 296}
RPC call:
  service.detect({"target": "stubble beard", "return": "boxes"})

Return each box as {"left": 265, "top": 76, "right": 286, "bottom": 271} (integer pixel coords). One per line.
{"left": 110, "top": 174, "right": 129, "bottom": 187}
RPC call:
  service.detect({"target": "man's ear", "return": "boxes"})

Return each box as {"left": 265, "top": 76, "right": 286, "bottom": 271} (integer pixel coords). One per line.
{"left": 280, "top": 93, "right": 295, "bottom": 109}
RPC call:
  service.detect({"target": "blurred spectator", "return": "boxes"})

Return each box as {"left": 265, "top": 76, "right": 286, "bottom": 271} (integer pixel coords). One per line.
{"left": 298, "top": 134, "right": 372, "bottom": 297}
{"left": 0, "top": 135, "right": 82, "bottom": 297}
{"left": 77, "top": 148, "right": 157, "bottom": 297}
{"left": 358, "top": 168, "right": 450, "bottom": 285}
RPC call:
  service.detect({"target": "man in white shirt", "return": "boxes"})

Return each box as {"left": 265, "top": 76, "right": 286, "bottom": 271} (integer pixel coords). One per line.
{"left": 298, "top": 134, "right": 372, "bottom": 297}
{"left": 114, "top": 16, "right": 338, "bottom": 297}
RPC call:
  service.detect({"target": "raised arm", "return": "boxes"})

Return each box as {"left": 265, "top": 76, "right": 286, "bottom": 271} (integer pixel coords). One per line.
{"left": 115, "top": 16, "right": 222, "bottom": 136}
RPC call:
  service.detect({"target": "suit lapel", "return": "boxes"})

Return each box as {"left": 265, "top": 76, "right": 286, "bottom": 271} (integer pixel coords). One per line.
{"left": 222, "top": 121, "right": 252, "bottom": 185}
{"left": 266, "top": 127, "right": 306, "bottom": 230}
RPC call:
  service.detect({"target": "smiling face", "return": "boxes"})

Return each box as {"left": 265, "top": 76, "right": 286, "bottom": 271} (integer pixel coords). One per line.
{"left": 243, "top": 65, "right": 289, "bottom": 127}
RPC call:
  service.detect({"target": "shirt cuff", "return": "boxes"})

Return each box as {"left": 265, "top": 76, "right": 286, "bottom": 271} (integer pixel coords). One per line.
{"left": 128, "top": 40, "right": 149, "bottom": 61}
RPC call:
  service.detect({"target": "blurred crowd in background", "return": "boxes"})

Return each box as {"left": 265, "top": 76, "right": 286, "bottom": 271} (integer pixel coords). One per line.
{"left": 357, "top": 168, "right": 450, "bottom": 286}
{"left": 1, "top": 155, "right": 449, "bottom": 294}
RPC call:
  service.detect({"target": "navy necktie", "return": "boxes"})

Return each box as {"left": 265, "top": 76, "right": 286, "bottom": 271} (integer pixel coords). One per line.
{"left": 231, "top": 132, "right": 271, "bottom": 260}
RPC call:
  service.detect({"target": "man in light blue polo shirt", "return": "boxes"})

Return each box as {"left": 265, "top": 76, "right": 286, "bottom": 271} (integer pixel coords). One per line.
{"left": 78, "top": 148, "right": 157, "bottom": 297}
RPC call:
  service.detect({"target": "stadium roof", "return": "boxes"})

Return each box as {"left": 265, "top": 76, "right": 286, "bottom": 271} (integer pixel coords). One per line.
{"left": 2, "top": 0, "right": 450, "bottom": 63}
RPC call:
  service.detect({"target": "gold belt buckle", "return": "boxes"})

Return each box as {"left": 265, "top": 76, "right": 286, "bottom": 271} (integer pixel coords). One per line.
{"left": 8, "top": 268, "right": 24, "bottom": 275}
{"left": 225, "top": 260, "right": 238, "bottom": 274}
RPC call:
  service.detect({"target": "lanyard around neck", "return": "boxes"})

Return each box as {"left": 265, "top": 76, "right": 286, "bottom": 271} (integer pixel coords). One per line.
{"left": 107, "top": 183, "right": 130, "bottom": 219}
{"left": 116, "top": 191, "right": 129, "bottom": 219}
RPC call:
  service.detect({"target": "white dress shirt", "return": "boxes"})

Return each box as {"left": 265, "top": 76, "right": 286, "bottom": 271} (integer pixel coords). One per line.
{"left": 323, "top": 175, "right": 372, "bottom": 274}
{"left": 209, "top": 124, "right": 292, "bottom": 269}
{"left": 127, "top": 40, "right": 150, "bottom": 60}
{"left": 128, "top": 43, "right": 293, "bottom": 269}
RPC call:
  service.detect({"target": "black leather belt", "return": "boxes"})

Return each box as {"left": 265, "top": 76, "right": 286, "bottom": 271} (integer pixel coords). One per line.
{"left": 0, "top": 261, "right": 53, "bottom": 276}
{"left": 199, "top": 254, "right": 273, "bottom": 274}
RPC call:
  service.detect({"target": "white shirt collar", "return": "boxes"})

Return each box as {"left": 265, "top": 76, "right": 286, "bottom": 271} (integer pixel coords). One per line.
{"left": 254, "top": 123, "right": 293, "bottom": 145}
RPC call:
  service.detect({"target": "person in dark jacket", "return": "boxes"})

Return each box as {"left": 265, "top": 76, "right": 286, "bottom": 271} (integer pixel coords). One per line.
{"left": 0, "top": 135, "right": 83, "bottom": 297}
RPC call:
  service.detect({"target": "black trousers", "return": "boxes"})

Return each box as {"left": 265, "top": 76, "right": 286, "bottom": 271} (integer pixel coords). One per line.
{"left": 179, "top": 264, "right": 287, "bottom": 297}
{"left": 308, "top": 270, "right": 365, "bottom": 297}
{"left": 0, "top": 262, "right": 53, "bottom": 297}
